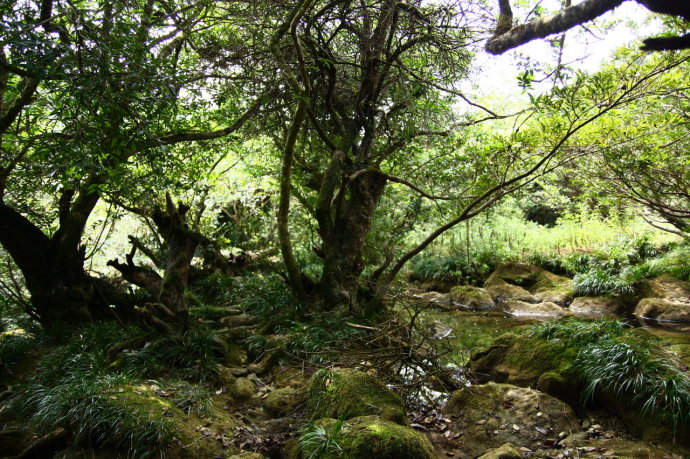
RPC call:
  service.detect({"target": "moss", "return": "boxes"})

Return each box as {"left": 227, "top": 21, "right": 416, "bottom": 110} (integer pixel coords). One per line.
{"left": 298, "top": 416, "right": 436, "bottom": 459}
{"left": 307, "top": 369, "right": 407, "bottom": 425}
{"left": 107, "top": 384, "right": 239, "bottom": 457}
{"left": 468, "top": 332, "right": 581, "bottom": 401}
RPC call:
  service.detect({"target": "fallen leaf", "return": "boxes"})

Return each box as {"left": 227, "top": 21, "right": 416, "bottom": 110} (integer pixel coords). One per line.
{"left": 201, "top": 428, "right": 212, "bottom": 436}
{"left": 476, "top": 419, "right": 487, "bottom": 425}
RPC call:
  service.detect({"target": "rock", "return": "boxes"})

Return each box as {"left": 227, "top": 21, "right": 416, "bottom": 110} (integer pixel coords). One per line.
{"left": 485, "top": 282, "right": 537, "bottom": 304}
{"left": 410, "top": 291, "right": 451, "bottom": 308}
{"left": 450, "top": 285, "right": 496, "bottom": 311}
{"left": 228, "top": 377, "right": 256, "bottom": 402}
{"left": 307, "top": 368, "right": 408, "bottom": 425}
{"left": 485, "top": 262, "right": 546, "bottom": 288}
{"left": 477, "top": 442, "right": 522, "bottom": 459}
{"left": 264, "top": 387, "right": 306, "bottom": 417}
{"left": 443, "top": 382, "right": 580, "bottom": 458}
{"left": 227, "top": 452, "right": 265, "bottom": 458}
{"left": 485, "top": 262, "right": 572, "bottom": 305}
{"left": 296, "top": 415, "right": 436, "bottom": 459}
{"left": 569, "top": 296, "right": 629, "bottom": 316}
{"left": 638, "top": 276, "right": 690, "bottom": 300}
{"left": 220, "top": 313, "right": 257, "bottom": 327}
{"left": 635, "top": 297, "right": 690, "bottom": 323}
{"left": 467, "top": 332, "right": 580, "bottom": 405}
{"left": 428, "top": 320, "right": 453, "bottom": 339}
{"left": 503, "top": 300, "right": 570, "bottom": 317}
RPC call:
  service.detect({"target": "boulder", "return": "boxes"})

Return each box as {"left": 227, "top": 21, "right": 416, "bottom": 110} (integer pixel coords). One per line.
{"left": 443, "top": 382, "right": 580, "bottom": 458}
{"left": 264, "top": 387, "right": 306, "bottom": 417}
{"left": 296, "top": 415, "right": 436, "bottom": 459}
{"left": 569, "top": 296, "right": 629, "bottom": 316}
{"left": 635, "top": 298, "right": 690, "bottom": 323}
{"left": 503, "top": 300, "right": 570, "bottom": 318}
{"left": 485, "top": 282, "right": 536, "bottom": 304}
{"left": 638, "top": 276, "right": 690, "bottom": 300}
{"left": 467, "top": 332, "right": 580, "bottom": 405}
{"left": 307, "top": 368, "right": 408, "bottom": 425}
{"left": 477, "top": 442, "right": 522, "bottom": 459}
{"left": 227, "top": 377, "right": 256, "bottom": 402}
{"left": 485, "top": 263, "right": 572, "bottom": 306}
{"left": 450, "top": 285, "right": 496, "bottom": 311}
{"left": 410, "top": 291, "right": 451, "bottom": 308}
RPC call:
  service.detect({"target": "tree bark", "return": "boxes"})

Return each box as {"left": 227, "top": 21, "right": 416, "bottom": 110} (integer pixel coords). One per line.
{"left": 108, "top": 194, "right": 203, "bottom": 336}
{"left": 317, "top": 170, "right": 387, "bottom": 313}
{"left": 485, "top": 0, "right": 624, "bottom": 55}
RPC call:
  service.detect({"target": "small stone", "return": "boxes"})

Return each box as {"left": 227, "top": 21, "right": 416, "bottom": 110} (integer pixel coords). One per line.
{"left": 581, "top": 419, "right": 591, "bottom": 429}
{"left": 591, "top": 424, "right": 602, "bottom": 431}
{"left": 512, "top": 424, "right": 520, "bottom": 431}
{"left": 558, "top": 431, "right": 568, "bottom": 439}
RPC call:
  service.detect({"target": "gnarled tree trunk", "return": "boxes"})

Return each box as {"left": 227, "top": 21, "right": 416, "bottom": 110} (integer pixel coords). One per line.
{"left": 108, "top": 194, "right": 202, "bottom": 336}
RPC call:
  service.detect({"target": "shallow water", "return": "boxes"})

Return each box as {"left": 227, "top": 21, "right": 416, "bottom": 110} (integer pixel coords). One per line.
{"left": 418, "top": 308, "right": 690, "bottom": 367}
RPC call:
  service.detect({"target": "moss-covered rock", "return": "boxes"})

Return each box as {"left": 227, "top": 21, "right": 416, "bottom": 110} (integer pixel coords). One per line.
{"left": 485, "top": 282, "right": 536, "bottom": 304}
{"left": 264, "top": 387, "right": 306, "bottom": 417}
{"left": 635, "top": 297, "right": 690, "bottom": 323}
{"left": 569, "top": 296, "right": 629, "bottom": 316}
{"left": 297, "top": 416, "right": 436, "bottom": 459}
{"left": 307, "top": 368, "right": 407, "bottom": 425}
{"left": 485, "top": 263, "right": 572, "bottom": 306}
{"left": 106, "top": 383, "right": 240, "bottom": 458}
{"left": 227, "top": 377, "right": 256, "bottom": 402}
{"left": 502, "top": 300, "right": 570, "bottom": 318}
{"left": 638, "top": 276, "right": 690, "bottom": 300}
{"left": 410, "top": 291, "right": 452, "bottom": 309}
{"left": 443, "top": 382, "right": 580, "bottom": 458}
{"left": 467, "top": 332, "right": 581, "bottom": 405}
{"left": 477, "top": 442, "right": 521, "bottom": 459}
{"left": 449, "top": 285, "right": 496, "bottom": 311}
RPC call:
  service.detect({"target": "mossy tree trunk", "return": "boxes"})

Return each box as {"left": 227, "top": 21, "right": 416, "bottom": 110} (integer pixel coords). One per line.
{"left": 108, "top": 194, "right": 202, "bottom": 336}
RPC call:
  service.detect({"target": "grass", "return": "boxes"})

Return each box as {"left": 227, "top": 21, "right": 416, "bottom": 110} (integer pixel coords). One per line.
{"left": 20, "top": 375, "right": 175, "bottom": 458}
{"left": 14, "top": 322, "right": 178, "bottom": 456}
{"left": 297, "top": 420, "right": 345, "bottom": 459}
{"left": 529, "top": 318, "right": 690, "bottom": 431}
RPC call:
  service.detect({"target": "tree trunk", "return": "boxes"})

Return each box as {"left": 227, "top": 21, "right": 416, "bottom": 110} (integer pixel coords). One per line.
{"left": 108, "top": 194, "right": 202, "bottom": 336}
{"left": 0, "top": 198, "right": 131, "bottom": 330}
{"left": 317, "top": 171, "right": 387, "bottom": 313}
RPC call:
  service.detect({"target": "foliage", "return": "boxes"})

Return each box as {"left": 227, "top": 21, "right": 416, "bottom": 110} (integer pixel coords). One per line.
{"left": 279, "top": 318, "right": 364, "bottom": 364}
{"left": 236, "top": 274, "right": 300, "bottom": 325}
{"left": 16, "top": 322, "right": 177, "bottom": 456}
{"left": 20, "top": 376, "right": 175, "bottom": 458}
{"left": 0, "top": 327, "right": 38, "bottom": 368}
{"left": 529, "top": 318, "right": 690, "bottom": 430}
{"left": 123, "top": 327, "right": 224, "bottom": 383}
{"left": 572, "top": 268, "right": 635, "bottom": 296}
{"left": 170, "top": 383, "right": 214, "bottom": 418}
{"left": 297, "top": 420, "right": 345, "bottom": 459}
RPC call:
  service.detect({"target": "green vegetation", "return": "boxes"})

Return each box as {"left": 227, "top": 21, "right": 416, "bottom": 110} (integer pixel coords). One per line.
{"left": 530, "top": 318, "right": 690, "bottom": 430}
{"left": 1, "top": 0, "right": 690, "bottom": 456}
{"left": 297, "top": 420, "right": 345, "bottom": 459}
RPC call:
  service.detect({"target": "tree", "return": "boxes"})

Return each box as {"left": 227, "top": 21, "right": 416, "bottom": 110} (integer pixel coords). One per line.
{"left": 0, "top": 0, "right": 259, "bottom": 329}
{"left": 263, "top": 0, "right": 473, "bottom": 313}
{"left": 485, "top": 0, "right": 690, "bottom": 54}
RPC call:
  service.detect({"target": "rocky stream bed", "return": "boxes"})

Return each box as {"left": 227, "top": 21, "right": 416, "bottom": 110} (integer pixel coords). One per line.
{"left": 2, "top": 262, "right": 690, "bottom": 458}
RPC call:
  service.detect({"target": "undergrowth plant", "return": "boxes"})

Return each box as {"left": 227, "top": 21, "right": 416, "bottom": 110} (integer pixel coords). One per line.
{"left": 529, "top": 318, "right": 690, "bottom": 431}
{"left": 297, "top": 420, "right": 345, "bottom": 459}
{"left": 15, "top": 322, "right": 178, "bottom": 456}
